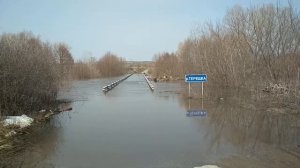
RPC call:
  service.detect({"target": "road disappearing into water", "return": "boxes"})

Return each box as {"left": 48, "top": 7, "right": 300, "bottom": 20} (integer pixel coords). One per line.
{"left": 10, "top": 74, "right": 300, "bottom": 168}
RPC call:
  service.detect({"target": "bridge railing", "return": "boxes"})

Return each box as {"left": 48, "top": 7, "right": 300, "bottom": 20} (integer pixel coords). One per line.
{"left": 143, "top": 74, "right": 154, "bottom": 91}
{"left": 102, "top": 74, "right": 133, "bottom": 93}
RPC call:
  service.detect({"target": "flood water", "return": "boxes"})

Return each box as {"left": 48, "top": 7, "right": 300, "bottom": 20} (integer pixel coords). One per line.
{"left": 5, "top": 74, "right": 300, "bottom": 168}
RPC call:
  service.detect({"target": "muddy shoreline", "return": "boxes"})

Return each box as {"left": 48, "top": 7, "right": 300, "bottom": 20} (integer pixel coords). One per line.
{"left": 0, "top": 100, "right": 72, "bottom": 167}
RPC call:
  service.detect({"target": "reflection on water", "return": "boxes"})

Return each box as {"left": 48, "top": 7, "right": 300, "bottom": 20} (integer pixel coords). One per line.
{"left": 178, "top": 87, "right": 300, "bottom": 167}
{"left": 5, "top": 75, "right": 300, "bottom": 168}
{"left": 0, "top": 121, "right": 62, "bottom": 167}
{"left": 185, "top": 98, "right": 207, "bottom": 117}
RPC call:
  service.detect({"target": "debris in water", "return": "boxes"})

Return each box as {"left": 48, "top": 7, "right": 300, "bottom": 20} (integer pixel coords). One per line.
{"left": 39, "top": 109, "right": 46, "bottom": 113}
{"left": 0, "top": 143, "right": 12, "bottom": 150}
{"left": 4, "top": 130, "right": 17, "bottom": 138}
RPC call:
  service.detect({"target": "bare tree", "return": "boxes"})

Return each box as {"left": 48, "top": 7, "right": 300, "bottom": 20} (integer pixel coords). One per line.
{"left": 97, "top": 52, "right": 126, "bottom": 77}
{"left": 54, "top": 43, "right": 74, "bottom": 80}
{"left": 152, "top": 3, "right": 300, "bottom": 93}
{"left": 0, "top": 32, "right": 73, "bottom": 115}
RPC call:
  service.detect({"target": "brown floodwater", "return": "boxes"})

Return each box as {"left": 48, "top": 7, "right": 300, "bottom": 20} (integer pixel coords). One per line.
{"left": 2, "top": 74, "right": 300, "bottom": 168}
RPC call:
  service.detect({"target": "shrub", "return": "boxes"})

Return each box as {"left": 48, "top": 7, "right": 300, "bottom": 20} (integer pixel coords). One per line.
{"left": 97, "top": 52, "right": 126, "bottom": 77}
{"left": 72, "top": 60, "right": 99, "bottom": 80}
{"left": 0, "top": 32, "right": 71, "bottom": 115}
{"left": 154, "top": 3, "right": 300, "bottom": 93}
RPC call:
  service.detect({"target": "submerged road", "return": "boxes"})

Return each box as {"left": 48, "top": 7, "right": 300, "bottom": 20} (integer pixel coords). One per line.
{"left": 53, "top": 74, "right": 211, "bottom": 168}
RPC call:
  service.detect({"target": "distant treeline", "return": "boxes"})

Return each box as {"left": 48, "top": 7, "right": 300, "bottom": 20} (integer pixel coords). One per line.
{"left": 72, "top": 52, "right": 127, "bottom": 79}
{"left": 0, "top": 32, "right": 127, "bottom": 115}
{"left": 154, "top": 4, "right": 300, "bottom": 93}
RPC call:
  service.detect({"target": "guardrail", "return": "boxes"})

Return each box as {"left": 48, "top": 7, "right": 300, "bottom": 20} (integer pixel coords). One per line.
{"left": 102, "top": 74, "right": 133, "bottom": 93}
{"left": 143, "top": 74, "right": 154, "bottom": 91}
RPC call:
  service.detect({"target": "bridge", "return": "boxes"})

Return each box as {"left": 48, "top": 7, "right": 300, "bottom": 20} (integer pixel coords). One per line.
{"left": 102, "top": 73, "right": 155, "bottom": 93}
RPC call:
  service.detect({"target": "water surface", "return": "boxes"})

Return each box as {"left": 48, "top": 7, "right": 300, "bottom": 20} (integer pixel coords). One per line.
{"left": 6, "top": 74, "right": 300, "bottom": 168}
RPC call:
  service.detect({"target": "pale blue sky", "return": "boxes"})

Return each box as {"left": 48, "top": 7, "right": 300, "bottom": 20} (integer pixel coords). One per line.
{"left": 0, "top": 0, "right": 298, "bottom": 61}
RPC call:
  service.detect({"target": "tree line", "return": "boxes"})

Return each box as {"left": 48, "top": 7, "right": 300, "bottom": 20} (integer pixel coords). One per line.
{"left": 0, "top": 32, "right": 74, "bottom": 115}
{"left": 0, "top": 32, "right": 127, "bottom": 115}
{"left": 153, "top": 4, "right": 300, "bottom": 95}
{"left": 72, "top": 52, "right": 127, "bottom": 79}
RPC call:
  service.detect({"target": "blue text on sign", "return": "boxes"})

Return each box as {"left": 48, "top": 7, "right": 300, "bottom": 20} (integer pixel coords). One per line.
{"left": 185, "top": 74, "right": 207, "bottom": 83}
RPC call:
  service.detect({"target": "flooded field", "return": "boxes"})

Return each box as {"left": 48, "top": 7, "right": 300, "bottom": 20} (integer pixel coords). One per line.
{"left": 3, "top": 74, "right": 300, "bottom": 168}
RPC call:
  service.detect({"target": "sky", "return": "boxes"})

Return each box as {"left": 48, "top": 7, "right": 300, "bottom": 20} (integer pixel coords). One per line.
{"left": 0, "top": 0, "right": 299, "bottom": 61}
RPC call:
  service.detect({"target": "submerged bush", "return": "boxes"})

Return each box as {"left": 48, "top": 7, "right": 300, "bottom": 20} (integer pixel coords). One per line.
{"left": 0, "top": 32, "right": 72, "bottom": 116}
{"left": 72, "top": 60, "right": 99, "bottom": 80}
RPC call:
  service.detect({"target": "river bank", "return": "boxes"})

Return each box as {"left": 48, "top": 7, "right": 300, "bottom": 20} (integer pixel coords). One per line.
{"left": 0, "top": 101, "right": 72, "bottom": 166}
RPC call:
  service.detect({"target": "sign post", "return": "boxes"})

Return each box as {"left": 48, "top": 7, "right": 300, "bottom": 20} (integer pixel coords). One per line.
{"left": 202, "top": 82, "right": 204, "bottom": 98}
{"left": 185, "top": 74, "right": 207, "bottom": 98}
{"left": 188, "top": 82, "right": 191, "bottom": 98}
